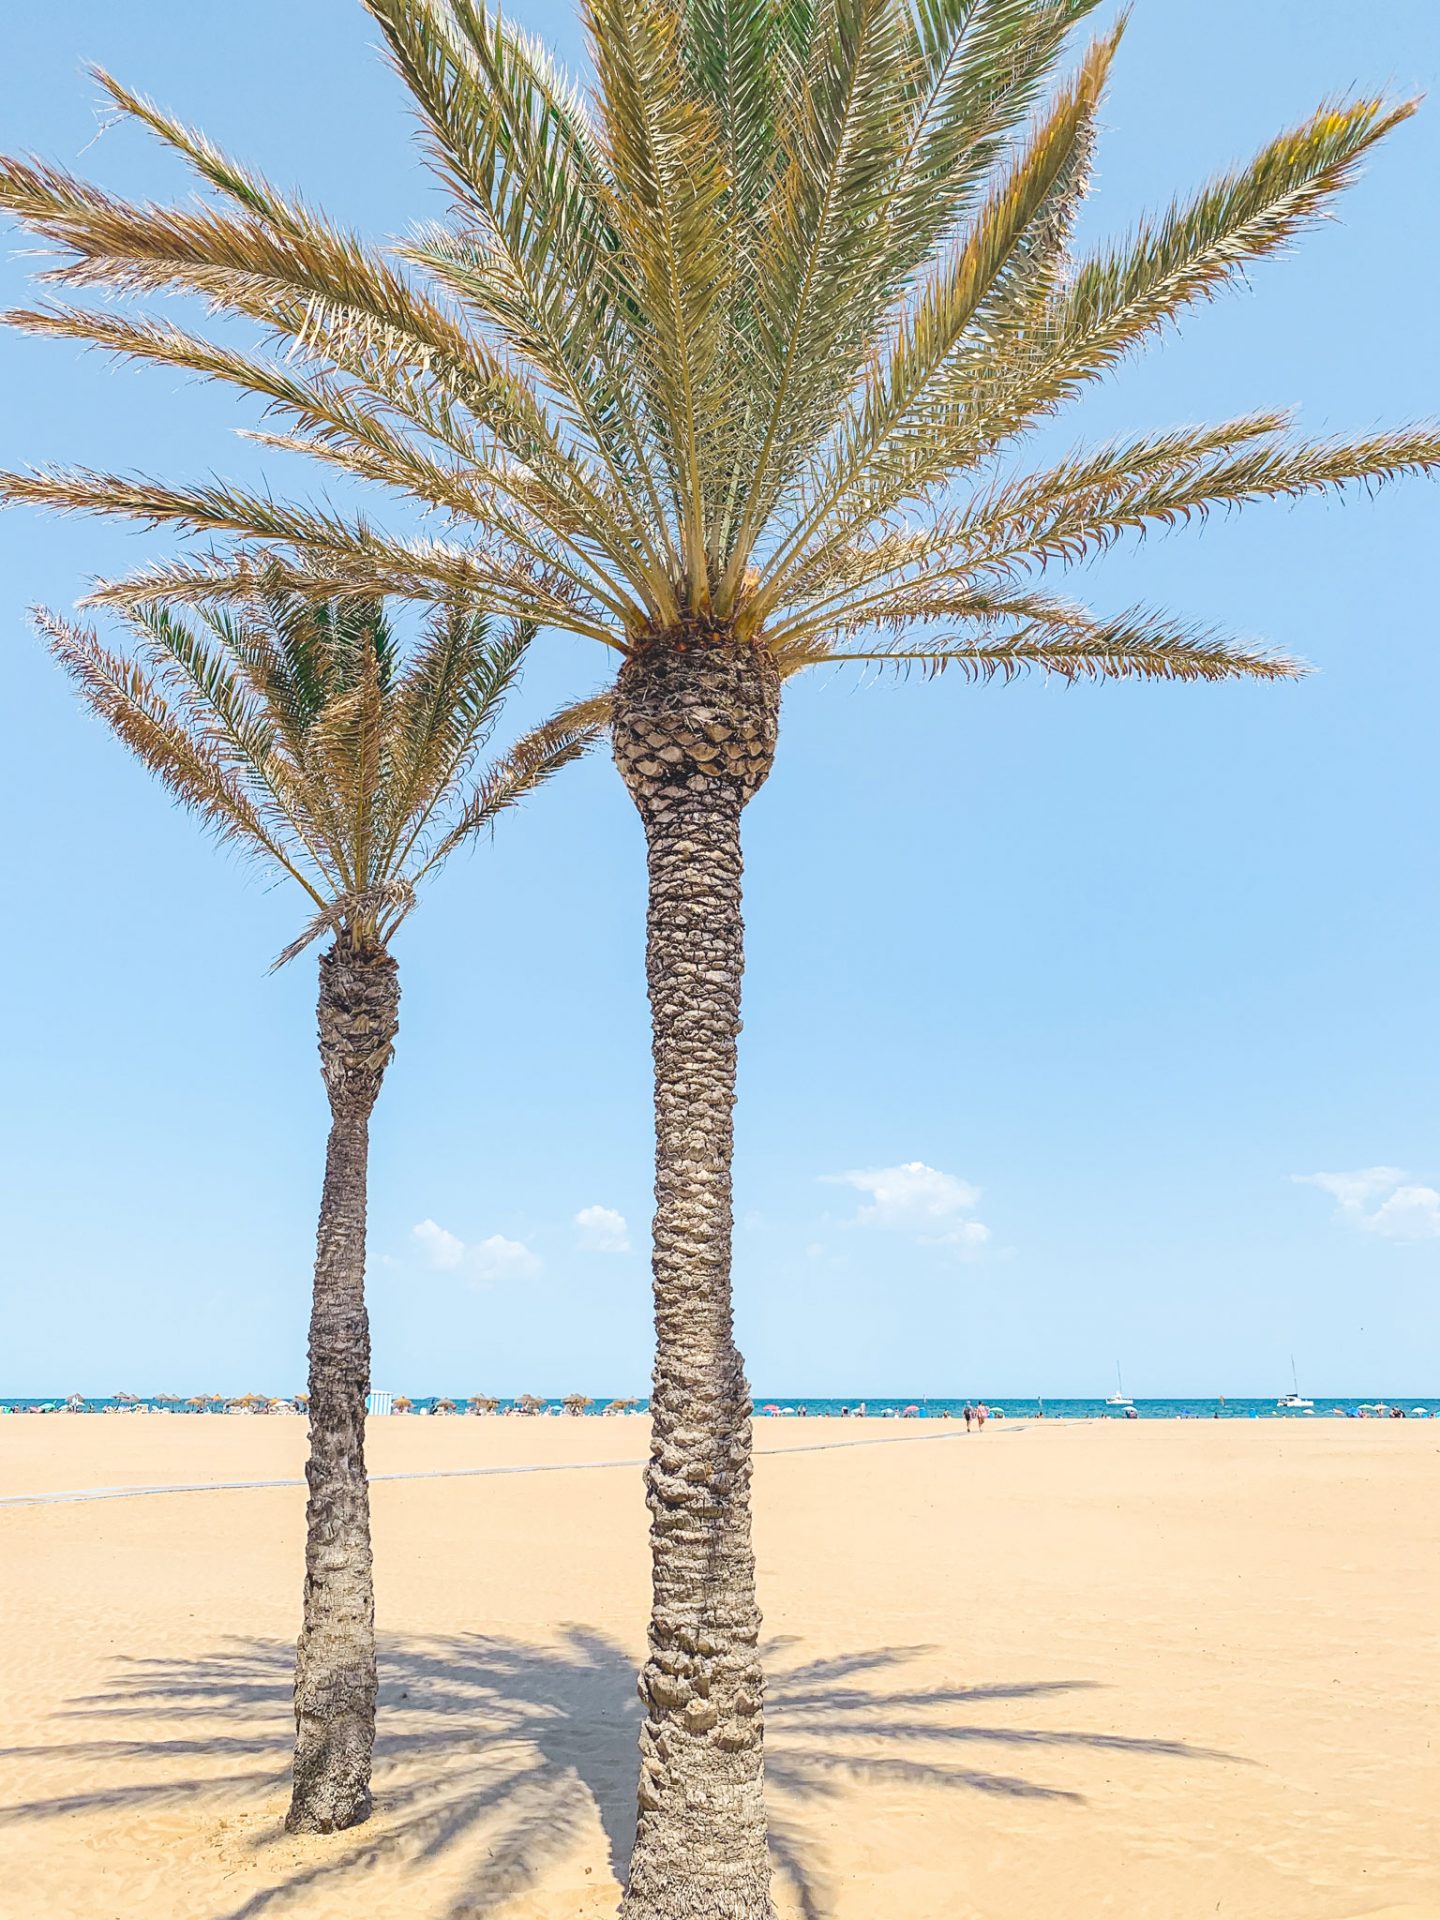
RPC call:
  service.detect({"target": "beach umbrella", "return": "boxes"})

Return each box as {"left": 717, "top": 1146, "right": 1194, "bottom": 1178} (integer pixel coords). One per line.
{"left": 467, "top": 1395, "right": 499, "bottom": 1415}
{"left": 563, "top": 1394, "right": 594, "bottom": 1416}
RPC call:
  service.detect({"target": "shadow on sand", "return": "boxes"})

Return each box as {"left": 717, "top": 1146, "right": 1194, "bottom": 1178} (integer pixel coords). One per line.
{"left": 0, "top": 1632, "right": 1241, "bottom": 1918}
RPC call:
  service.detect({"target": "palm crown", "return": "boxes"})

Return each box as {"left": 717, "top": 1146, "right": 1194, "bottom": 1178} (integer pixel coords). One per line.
{"left": 2, "top": 0, "right": 1437, "bottom": 682}
{"left": 38, "top": 593, "right": 595, "bottom": 964}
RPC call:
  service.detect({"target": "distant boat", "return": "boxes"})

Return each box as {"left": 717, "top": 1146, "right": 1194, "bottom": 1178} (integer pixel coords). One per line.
{"left": 1277, "top": 1356, "right": 1313, "bottom": 1411}
{"left": 1105, "top": 1363, "right": 1133, "bottom": 1408}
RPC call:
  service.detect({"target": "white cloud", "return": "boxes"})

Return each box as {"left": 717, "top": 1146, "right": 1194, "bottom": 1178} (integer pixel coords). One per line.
{"left": 471, "top": 1233, "right": 543, "bottom": 1281}
{"left": 411, "top": 1218, "right": 465, "bottom": 1270}
{"left": 822, "top": 1160, "right": 990, "bottom": 1251}
{"left": 1294, "top": 1167, "right": 1440, "bottom": 1242}
{"left": 574, "top": 1204, "right": 631, "bottom": 1253}
{"left": 410, "top": 1219, "right": 542, "bottom": 1280}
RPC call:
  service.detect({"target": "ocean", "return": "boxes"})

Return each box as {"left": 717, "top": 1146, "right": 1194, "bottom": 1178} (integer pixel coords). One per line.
{"left": 2, "top": 1394, "right": 1436, "bottom": 1419}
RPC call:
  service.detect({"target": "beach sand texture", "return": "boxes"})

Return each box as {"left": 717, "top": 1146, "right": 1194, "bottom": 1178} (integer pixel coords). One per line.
{"left": 1, "top": 1415, "right": 1436, "bottom": 1920}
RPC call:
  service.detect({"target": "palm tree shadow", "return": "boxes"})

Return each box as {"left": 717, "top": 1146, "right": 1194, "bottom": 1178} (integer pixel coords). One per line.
{"left": 0, "top": 1633, "right": 1244, "bottom": 1919}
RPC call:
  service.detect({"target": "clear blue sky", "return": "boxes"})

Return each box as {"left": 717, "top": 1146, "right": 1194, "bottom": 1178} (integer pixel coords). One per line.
{"left": 2, "top": 1, "right": 1436, "bottom": 1399}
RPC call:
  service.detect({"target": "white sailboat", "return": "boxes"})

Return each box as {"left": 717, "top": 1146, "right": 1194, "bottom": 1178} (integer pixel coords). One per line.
{"left": 1105, "top": 1363, "right": 1133, "bottom": 1408}
{"left": 1277, "top": 1356, "right": 1313, "bottom": 1411}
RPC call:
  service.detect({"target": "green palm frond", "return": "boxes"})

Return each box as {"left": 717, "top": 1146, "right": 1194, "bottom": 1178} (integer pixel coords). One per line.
{"left": 36, "top": 591, "right": 600, "bottom": 960}
{"left": 940, "top": 94, "right": 1419, "bottom": 467}
{"left": 586, "top": 0, "right": 737, "bottom": 594}
{"left": 882, "top": 0, "right": 1109, "bottom": 278}
{"left": 753, "top": 21, "right": 1117, "bottom": 613}
{"left": 725, "top": 0, "right": 914, "bottom": 567}
{"left": 2, "top": 3, "right": 1435, "bottom": 694}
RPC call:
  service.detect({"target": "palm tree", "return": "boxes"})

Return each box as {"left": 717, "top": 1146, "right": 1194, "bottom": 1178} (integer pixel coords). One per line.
{"left": 36, "top": 589, "right": 593, "bottom": 1833}
{"left": 3, "top": 5, "right": 1438, "bottom": 1907}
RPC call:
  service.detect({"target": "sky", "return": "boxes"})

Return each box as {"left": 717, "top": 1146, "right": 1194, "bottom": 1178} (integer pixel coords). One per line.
{"left": 1, "top": 0, "right": 1436, "bottom": 1400}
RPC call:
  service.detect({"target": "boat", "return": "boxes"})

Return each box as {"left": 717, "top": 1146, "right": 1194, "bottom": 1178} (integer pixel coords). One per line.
{"left": 1105, "top": 1363, "right": 1133, "bottom": 1408}
{"left": 1277, "top": 1356, "right": 1313, "bottom": 1411}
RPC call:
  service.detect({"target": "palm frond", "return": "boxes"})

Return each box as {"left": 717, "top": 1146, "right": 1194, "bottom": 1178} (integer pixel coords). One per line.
{"left": 36, "top": 589, "right": 589, "bottom": 965}
{"left": 3, "top": 5, "right": 1433, "bottom": 738}
{"left": 780, "top": 605, "right": 1305, "bottom": 681}
{"left": 756, "top": 21, "right": 1117, "bottom": 613}
{"left": 411, "top": 696, "right": 607, "bottom": 881}
{"left": 382, "top": 611, "right": 531, "bottom": 868}
{"left": 586, "top": 0, "right": 736, "bottom": 595}
{"left": 34, "top": 606, "right": 330, "bottom": 897}
{"left": 952, "top": 93, "right": 1418, "bottom": 463}
{"left": 0, "top": 149, "right": 581, "bottom": 479}
{"left": 882, "top": 0, "right": 1109, "bottom": 282}
{"left": 723, "top": 0, "right": 914, "bottom": 580}
{"left": 944, "top": 423, "right": 1440, "bottom": 581}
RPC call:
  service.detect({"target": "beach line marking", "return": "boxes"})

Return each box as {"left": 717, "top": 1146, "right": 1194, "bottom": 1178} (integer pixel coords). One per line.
{"left": 0, "top": 1420, "right": 1038, "bottom": 1509}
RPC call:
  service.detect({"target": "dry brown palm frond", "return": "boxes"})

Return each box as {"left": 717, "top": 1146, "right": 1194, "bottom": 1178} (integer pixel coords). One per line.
{"left": 775, "top": 604, "right": 1306, "bottom": 683}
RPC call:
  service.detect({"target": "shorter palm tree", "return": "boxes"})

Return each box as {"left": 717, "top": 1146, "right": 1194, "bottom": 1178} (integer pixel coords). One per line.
{"left": 39, "top": 588, "right": 595, "bottom": 1832}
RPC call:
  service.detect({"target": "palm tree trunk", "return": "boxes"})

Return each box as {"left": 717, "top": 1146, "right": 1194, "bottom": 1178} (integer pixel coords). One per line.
{"left": 287, "top": 937, "right": 399, "bottom": 1834}
{"left": 613, "top": 628, "right": 781, "bottom": 1920}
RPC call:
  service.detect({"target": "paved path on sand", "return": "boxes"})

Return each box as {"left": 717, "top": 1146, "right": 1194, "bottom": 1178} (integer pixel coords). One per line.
{"left": 0, "top": 1419, "right": 1037, "bottom": 1508}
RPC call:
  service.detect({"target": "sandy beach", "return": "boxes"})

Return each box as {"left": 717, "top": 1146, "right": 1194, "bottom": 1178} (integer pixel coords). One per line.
{"left": 1, "top": 1414, "right": 1435, "bottom": 1920}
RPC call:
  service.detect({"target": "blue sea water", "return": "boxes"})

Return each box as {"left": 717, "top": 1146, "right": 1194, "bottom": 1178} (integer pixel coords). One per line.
{"left": 2, "top": 1394, "right": 1436, "bottom": 1419}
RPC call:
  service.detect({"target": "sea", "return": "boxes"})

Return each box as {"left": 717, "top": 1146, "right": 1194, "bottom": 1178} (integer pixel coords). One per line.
{"left": 2, "top": 1394, "right": 1436, "bottom": 1419}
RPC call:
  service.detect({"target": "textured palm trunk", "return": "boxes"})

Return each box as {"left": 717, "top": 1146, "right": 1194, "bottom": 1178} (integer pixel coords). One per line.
{"left": 286, "top": 938, "right": 399, "bottom": 1834}
{"left": 613, "top": 626, "right": 781, "bottom": 1920}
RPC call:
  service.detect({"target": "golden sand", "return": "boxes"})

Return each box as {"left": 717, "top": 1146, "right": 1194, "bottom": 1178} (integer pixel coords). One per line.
{"left": 1, "top": 1414, "right": 1436, "bottom": 1920}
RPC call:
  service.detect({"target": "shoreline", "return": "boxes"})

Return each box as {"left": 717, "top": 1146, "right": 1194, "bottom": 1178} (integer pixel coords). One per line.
{"left": 3, "top": 1394, "right": 1434, "bottom": 1423}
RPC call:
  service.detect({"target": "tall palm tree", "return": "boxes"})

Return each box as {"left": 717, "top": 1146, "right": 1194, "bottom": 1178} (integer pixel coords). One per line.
{"left": 36, "top": 591, "right": 593, "bottom": 1832}
{"left": 3, "top": 3, "right": 1438, "bottom": 1907}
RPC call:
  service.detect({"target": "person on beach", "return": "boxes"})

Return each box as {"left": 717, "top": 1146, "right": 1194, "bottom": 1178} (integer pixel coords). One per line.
{"left": 976, "top": 1403, "right": 988, "bottom": 1431}
{"left": 963, "top": 1402, "right": 974, "bottom": 1432}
